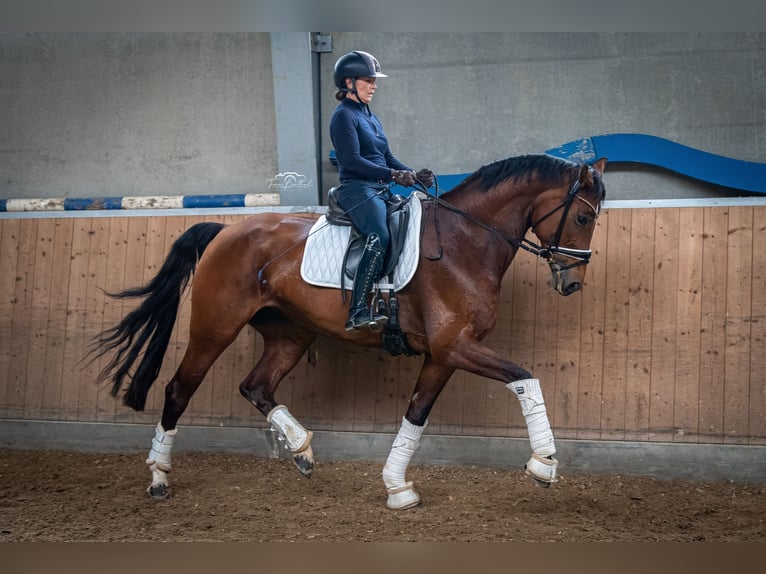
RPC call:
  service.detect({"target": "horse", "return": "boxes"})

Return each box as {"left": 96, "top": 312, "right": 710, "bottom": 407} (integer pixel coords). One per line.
{"left": 90, "top": 153, "right": 607, "bottom": 510}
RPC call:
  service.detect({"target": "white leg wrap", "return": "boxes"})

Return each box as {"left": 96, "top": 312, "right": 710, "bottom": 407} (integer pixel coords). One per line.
{"left": 507, "top": 379, "right": 556, "bottom": 457}
{"left": 382, "top": 418, "right": 426, "bottom": 510}
{"left": 267, "top": 405, "right": 311, "bottom": 453}
{"left": 146, "top": 423, "right": 176, "bottom": 472}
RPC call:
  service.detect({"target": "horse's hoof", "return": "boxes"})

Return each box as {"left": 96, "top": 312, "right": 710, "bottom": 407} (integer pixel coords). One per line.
{"left": 386, "top": 481, "right": 420, "bottom": 510}
{"left": 292, "top": 443, "right": 314, "bottom": 478}
{"left": 525, "top": 453, "right": 558, "bottom": 487}
{"left": 147, "top": 483, "right": 171, "bottom": 500}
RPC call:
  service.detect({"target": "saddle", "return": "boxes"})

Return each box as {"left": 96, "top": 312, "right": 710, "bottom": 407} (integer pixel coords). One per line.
{"left": 325, "top": 187, "right": 412, "bottom": 291}
{"left": 325, "top": 186, "right": 418, "bottom": 357}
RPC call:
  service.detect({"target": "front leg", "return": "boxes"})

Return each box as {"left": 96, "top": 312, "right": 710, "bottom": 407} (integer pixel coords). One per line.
{"left": 382, "top": 357, "right": 455, "bottom": 510}
{"left": 432, "top": 332, "right": 558, "bottom": 486}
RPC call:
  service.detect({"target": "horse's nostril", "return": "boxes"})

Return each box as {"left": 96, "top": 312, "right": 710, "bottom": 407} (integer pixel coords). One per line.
{"left": 564, "top": 282, "right": 581, "bottom": 296}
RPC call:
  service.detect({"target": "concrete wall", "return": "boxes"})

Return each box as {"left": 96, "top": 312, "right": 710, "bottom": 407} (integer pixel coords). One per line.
{"left": 1, "top": 33, "right": 277, "bottom": 199}
{"left": 319, "top": 33, "right": 766, "bottom": 201}
{"left": 1, "top": 33, "right": 764, "bottom": 202}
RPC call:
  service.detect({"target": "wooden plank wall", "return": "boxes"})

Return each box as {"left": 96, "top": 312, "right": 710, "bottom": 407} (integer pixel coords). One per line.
{"left": 1, "top": 206, "right": 764, "bottom": 445}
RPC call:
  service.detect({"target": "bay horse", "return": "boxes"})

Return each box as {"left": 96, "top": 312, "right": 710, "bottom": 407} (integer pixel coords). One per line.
{"left": 90, "top": 153, "right": 607, "bottom": 510}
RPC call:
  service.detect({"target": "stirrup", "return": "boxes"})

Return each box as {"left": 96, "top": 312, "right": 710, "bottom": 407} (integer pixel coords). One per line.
{"left": 345, "top": 309, "right": 388, "bottom": 332}
{"left": 368, "top": 314, "right": 389, "bottom": 333}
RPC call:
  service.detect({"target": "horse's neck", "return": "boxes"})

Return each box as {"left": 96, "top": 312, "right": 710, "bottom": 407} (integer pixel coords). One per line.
{"left": 444, "top": 180, "right": 537, "bottom": 241}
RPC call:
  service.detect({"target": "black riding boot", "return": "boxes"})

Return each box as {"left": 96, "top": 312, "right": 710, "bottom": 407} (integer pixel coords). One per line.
{"left": 345, "top": 233, "right": 388, "bottom": 331}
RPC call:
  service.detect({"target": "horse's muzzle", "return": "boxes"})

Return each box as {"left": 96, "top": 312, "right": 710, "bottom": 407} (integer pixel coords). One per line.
{"left": 560, "top": 281, "right": 582, "bottom": 296}
{"left": 549, "top": 264, "right": 583, "bottom": 296}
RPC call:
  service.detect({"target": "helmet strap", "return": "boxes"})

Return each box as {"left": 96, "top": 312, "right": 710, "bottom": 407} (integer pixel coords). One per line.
{"left": 344, "top": 78, "right": 361, "bottom": 102}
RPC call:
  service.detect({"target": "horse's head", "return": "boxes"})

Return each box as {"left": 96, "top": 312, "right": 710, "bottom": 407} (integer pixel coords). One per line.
{"left": 528, "top": 157, "right": 607, "bottom": 296}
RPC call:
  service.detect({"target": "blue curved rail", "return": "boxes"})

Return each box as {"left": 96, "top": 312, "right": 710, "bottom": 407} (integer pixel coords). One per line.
{"left": 545, "top": 133, "right": 766, "bottom": 194}
{"left": 329, "top": 133, "right": 765, "bottom": 195}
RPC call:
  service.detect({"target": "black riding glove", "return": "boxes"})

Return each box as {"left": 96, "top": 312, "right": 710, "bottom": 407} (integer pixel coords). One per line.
{"left": 390, "top": 169, "right": 416, "bottom": 187}
{"left": 416, "top": 168, "right": 435, "bottom": 188}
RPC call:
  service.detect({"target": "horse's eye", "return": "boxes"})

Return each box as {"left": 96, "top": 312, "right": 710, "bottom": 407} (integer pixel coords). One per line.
{"left": 575, "top": 213, "right": 591, "bottom": 226}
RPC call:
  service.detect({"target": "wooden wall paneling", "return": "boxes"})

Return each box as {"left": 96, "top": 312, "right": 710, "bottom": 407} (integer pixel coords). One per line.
{"left": 600, "top": 209, "right": 632, "bottom": 440}
{"left": 330, "top": 341, "right": 359, "bottom": 432}
{"left": 648, "top": 208, "right": 680, "bottom": 442}
{"left": 59, "top": 219, "right": 94, "bottom": 420}
{"left": 77, "top": 218, "right": 109, "bottom": 421}
{"left": 624, "top": 209, "right": 655, "bottom": 441}
{"left": 374, "top": 353, "right": 403, "bottom": 434}
{"left": 698, "top": 207, "right": 728, "bottom": 443}
{"left": 5, "top": 203, "right": 766, "bottom": 444}
{"left": 576, "top": 214, "right": 608, "bottom": 440}
{"left": 673, "top": 208, "right": 704, "bottom": 442}
{"left": 723, "top": 206, "right": 753, "bottom": 444}
{"left": 532, "top": 253, "right": 560, "bottom": 429}
{"left": 0, "top": 220, "right": 21, "bottom": 418}
{"left": 39, "top": 219, "right": 75, "bottom": 420}
{"left": 308, "top": 335, "right": 342, "bottom": 431}
{"left": 552, "top": 289, "right": 582, "bottom": 439}
{"left": 351, "top": 348, "right": 384, "bottom": 433}
{"left": 508, "top": 247, "right": 538, "bottom": 437}
{"left": 23, "top": 218, "right": 56, "bottom": 420}
{"left": 461, "top": 370, "right": 487, "bottom": 436}
{"left": 358, "top": 349, "right": 385, "bottom": 433}
{"left": 94, "top": 217, "right": 129, "bottom": 423}
{"left": 749, "top": 206, "right": 766, "bottom": 444}
{"left": 7, "top": 219, "right": 39, "bottom": 419}
{"left": 432, "top": 368, "right": 465, "bottom": 435}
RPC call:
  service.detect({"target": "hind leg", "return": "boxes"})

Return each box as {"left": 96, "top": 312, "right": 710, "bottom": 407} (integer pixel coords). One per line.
{"left": 240, "top": 311, "right": 317, "bottom": 477}
{"left": 144, "top": 339, "right": 237, "bottom": 499}
{"left": 146, "top": 298, "right": 257, "bottom": 499}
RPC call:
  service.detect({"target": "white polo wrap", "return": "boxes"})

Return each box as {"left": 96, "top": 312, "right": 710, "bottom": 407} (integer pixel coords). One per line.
{"left": 507, "top": 378, "right": 556, "bottom": 457}
{"left": 382, "top": 417, "right": 427, "bottom": 490}
{"left": 267, "top": 405, "right": 311, "bottom": 453}
{"left": 146, "top": 423, "right": 177, "bottom": 471}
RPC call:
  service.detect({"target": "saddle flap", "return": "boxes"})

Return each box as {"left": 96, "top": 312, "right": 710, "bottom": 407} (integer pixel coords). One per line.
{"left": 342, "top": 195, "right": 412, "bottom": 281}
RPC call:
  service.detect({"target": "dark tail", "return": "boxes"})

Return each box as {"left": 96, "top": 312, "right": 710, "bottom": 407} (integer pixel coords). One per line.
{"left": 87, "top": 221, "right": 225, "bottom": 411}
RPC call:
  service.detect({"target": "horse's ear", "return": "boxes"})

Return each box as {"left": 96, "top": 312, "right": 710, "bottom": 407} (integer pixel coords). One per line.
{"left": 591, "top": 157, "right": 608, "bottom": 175}
{"left": 578, "top": 163, "right": 592, "bottom": 186}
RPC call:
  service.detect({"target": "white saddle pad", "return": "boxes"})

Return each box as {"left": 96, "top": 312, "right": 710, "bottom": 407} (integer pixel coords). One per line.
{"left": 300, "top": 194, "right": 423, "bottom": 292}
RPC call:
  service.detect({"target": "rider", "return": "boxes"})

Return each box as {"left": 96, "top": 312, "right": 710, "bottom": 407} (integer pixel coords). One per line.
{"left": 330, "top": 50, "right": 434, "bottom": 331}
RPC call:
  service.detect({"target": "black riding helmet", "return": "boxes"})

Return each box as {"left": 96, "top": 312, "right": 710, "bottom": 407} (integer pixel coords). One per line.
{"left": 333, "top": 51, "right": 388, "bottom": 92}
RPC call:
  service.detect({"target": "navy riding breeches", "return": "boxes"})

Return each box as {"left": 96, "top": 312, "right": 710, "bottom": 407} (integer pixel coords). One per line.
{"left": 334, "top": 180, "right": 391, "bottom": 252}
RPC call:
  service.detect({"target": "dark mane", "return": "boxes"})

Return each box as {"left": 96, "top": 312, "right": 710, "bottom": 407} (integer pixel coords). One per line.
{"left": 465, "top": 154, "right": 577, "bottom": 192}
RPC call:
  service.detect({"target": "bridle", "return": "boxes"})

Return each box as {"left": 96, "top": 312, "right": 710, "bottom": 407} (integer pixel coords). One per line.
{"left": 523, "top": 179, "right": 600, "bottom": 271}
{"left": 417, "top": 172, "right": 600, "bottom": 271}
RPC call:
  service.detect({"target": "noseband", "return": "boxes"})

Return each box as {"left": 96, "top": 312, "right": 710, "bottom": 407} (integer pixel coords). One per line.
{"left": 522, "top": 178, "right": 600, "bottom": 271}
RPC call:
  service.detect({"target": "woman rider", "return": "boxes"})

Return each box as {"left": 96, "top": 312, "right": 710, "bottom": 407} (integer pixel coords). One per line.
{"left": 330, "top": 50, "right": 434, "bottom": 331}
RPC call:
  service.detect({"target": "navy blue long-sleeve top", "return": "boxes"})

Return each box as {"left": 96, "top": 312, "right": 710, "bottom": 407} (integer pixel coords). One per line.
{"left": 330, "top": 98, "right": 411, "bottom": 183}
